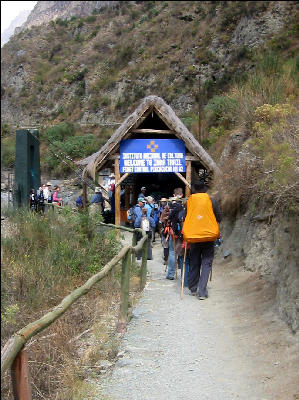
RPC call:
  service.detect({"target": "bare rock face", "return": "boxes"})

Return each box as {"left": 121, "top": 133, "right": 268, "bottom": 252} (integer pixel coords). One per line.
{"left": 20, "top": 1, "right": 119, "bottom": 31}
{"left": 219, "top": 212, "right": 299, "bottom": 333}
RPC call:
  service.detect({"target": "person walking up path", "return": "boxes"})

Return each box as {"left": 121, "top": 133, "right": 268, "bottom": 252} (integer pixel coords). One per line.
{"left": 95, "top": 233, "right": 295, "bottom": 400}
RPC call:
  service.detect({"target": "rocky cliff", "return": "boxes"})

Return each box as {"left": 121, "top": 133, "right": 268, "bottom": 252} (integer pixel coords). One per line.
{"left": 19, "top": 1, "right": 119, "bottom": 31}
{"left": 1, "top": 9, "right": 31, "bottom": 47}
{"left": 1, "top": 1, "right": 296, "bottom": 130}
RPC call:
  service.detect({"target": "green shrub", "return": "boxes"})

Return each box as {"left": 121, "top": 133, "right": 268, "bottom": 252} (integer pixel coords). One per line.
{"left": 1, "top": 136, "right": 16, "bottom": 168}
{"left": 1, "top": 123, "right": 11, "bottom": 136}
{"left": 202, "top": 125, "right": 226, "bottom": 148}
{"left": 204, "top": 95, "right": 238, "bottom": 128}
{"left": 44, "top": 122, "right": 75, "bottom": 142}
{"left": 247, "top": 103, "right": 299, "bottom": 211}
{"left": 89, "top": 25, "right": 100, "bottom": 39}
{"left": 42, "top": 133, "right": 99, "bottom": 176}
{"left": 77, "top": 20, "right": 84, "bottom": 28}
{"left": 1, "top": 209, "right": 120, "bottom": 334}
{"left": 84, "top": 15, "right": 97, "bottom": 23}
{"left": 56, "top": 18, "right": 68, "bottom": 27}
{"left": 65, "top": 68, "right": 88, "bottom": 83}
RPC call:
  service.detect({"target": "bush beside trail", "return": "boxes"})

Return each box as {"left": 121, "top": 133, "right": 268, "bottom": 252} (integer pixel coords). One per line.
{"left": 1, "top": 209, "right": 126, "bottom": 399}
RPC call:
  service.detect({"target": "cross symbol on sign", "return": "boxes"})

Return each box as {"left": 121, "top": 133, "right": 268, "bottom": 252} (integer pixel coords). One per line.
{"left": 146, "top": 140, "right": 159, "bottom": 153}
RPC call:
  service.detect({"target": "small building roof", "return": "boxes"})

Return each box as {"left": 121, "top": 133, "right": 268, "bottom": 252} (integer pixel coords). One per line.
{"left": 77, "top": 95, "right": 220, "bottom": 180}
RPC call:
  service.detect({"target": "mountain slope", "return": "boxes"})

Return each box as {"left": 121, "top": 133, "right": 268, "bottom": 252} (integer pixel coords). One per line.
{"left": 1, "top": 9, "right": 31, "bottom": 47}
{"left": 1, "top": 1, "right": 296, "bottom": 131}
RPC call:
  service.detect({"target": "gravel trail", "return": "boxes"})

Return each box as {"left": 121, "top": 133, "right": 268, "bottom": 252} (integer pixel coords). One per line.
{"left": 98, "top": 237, "right": 299, "bottom": 400}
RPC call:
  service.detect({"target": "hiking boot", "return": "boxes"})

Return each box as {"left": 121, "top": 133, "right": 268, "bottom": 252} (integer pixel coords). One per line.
{"left": 166, "top": 276, "right": 174, "bottom": 280}
{"left": 189, "top": 291, "right": 197, "bottom": 296}
{"left": 198, "top": 296, "right": 206, "bottom": 300}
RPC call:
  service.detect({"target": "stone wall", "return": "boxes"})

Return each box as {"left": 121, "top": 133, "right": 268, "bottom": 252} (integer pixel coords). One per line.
{"left": 218, "top": 212, "right": 299, "bottom": 333}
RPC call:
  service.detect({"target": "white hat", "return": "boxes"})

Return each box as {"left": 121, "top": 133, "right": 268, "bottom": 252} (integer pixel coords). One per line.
{"left": 146, "top": 196, "right": 154, "bottom": 203}
{"left": 95, "top": 187, "right": 101, "bottom": 193}
{"left": 141, "top": 186, "right": 146, "bottom": 190}
{"left": 46, "top": 182, "right": 52, "bottom": 186}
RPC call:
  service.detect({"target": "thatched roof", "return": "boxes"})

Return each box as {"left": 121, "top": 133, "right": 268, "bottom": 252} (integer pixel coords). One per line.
{"left": 77, "top": 95, "right": 220, "bottom": 180}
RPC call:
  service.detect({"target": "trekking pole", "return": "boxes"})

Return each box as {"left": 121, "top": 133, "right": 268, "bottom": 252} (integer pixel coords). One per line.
{"left": 210, "top": 267, "right": 212, "bottom": 281}
{"left": 180, "top": 243, "right": 187, "bottom": 300}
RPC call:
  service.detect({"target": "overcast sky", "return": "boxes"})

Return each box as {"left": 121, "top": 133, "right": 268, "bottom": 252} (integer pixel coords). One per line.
{"left": 1, "top": 1, "right": 37, "bottom": 33}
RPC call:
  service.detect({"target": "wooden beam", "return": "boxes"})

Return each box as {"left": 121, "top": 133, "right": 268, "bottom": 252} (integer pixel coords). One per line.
{"left": 175, "top": 172, "right": 191, "bottom": 189}
{"left": 115, "top": 173, "right": 130, "bottom": 189}
{"left": 114, "top": 158, "right": 121, "bottom": 226}
{"left": 186, "top": 155, "right": 199, "bottom": 161}
{"left": 185, "top": 160, "right": 192, "bottom": 197}
{"left": 107, "top": 154, "right": 120, "bottom": 160}
{"left": 130, "top": 129, "right": 175, "bottom": 134}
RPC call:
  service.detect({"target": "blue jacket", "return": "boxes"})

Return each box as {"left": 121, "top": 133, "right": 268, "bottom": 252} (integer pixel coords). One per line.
{"left": 144, "top": 203, "right": 155, "bottom": 218}
{"left": 91, "top": 193, "right": 103, "bottom": 204}
{"left": 133, "top": 205, "right": 143, "bottom": 228}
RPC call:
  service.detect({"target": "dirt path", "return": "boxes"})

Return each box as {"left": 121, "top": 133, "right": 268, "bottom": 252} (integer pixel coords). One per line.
{"left": 96, "top": 238, "right": 299, "bottom": 400}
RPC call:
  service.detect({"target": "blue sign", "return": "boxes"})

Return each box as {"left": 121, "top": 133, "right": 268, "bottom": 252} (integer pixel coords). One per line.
{"left": 120, "top": 139, "right": 185, "bottom": 173}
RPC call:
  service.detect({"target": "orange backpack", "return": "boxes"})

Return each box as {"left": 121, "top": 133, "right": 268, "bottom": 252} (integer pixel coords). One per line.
{"left": 182, "top": 193, "right": 219, "bottom": 243}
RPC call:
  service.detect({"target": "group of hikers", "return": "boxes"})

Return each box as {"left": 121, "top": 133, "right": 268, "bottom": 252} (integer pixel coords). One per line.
{"left": 29, "top": 182, "right": 62, "bottom": 213}
{"left": 128, "top": 180, "right": 222, "bottom": 300}
{"left": 29, "top": 178, "right": 222, "bottom": 300}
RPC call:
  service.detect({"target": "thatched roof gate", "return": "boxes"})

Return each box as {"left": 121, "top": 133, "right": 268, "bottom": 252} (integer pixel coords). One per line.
{"left": 77, "top": 95, "right": 220, "bottom": 225}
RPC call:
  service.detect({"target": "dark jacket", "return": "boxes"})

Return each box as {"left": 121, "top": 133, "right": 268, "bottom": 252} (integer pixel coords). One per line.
{"left": 168, "top": 202, "right": 185, "bottom": 236}
{"left": 211, "top": 198, "right": 222, "bottom": 223}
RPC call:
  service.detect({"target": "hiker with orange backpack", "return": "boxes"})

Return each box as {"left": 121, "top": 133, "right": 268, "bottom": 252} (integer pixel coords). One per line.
{"left": 182, "top": 180, "right": 222, "bottom": 300}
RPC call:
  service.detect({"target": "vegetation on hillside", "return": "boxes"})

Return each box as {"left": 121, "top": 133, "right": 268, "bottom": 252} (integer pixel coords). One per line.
{"left": 2, "top": 1, "right": 297, "bottom": 176}
{"left": 1, "top": 209, "right": 122, "bottom": 399}
{"left": 1, "top": 1, "right": 298, "bottom": 210}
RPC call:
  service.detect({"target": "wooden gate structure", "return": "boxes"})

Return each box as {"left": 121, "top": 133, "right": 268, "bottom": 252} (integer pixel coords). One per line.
{"left": 77, "top": 95, "right": 220, "bottom": 226}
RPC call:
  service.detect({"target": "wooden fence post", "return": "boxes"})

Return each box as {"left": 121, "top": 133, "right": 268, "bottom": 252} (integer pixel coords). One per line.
{"left": 117, "top": 248, "right": 131, "bottom": 333}
{"left": 131, "top": 230, "right": 137, "bottom": 269}
{"left": 11, "top": 349, "right": 32, "bottom": 400}
{"left": 82, "top": 181, "right": 87, "bottom": 209}
{"left": 140, "top": 235, "right": 148, "bottom": 290}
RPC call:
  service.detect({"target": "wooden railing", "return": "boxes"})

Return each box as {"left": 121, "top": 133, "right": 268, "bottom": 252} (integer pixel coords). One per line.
{"left": 1, "top": 223, "right": 148, "bottom": 399}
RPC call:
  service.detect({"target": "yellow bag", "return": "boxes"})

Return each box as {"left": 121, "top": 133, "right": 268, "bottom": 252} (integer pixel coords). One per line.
{"left": 182, "top": 193, "right": 219, "bottom": 243}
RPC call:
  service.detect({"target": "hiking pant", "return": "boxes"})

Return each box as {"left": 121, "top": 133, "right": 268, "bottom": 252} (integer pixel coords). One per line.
{"left": 163, "top": 247, "right": 169, "bottom": 262}
{"left": 166, "top": 236, "right": 175, "bottom": 278}
{"left": 137, "top": 231, "right": 152, "bottom": 260}
{"left": 189, "top": 242, "right": 214, "bottom": 297}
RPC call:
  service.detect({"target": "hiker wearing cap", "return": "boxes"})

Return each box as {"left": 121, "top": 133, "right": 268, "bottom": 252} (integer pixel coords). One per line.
{"left": 135, "top": 207, "right": 155, "bottom": 260}
{"left": 144, "top": 196, "right": 155, "bottom": 217}
{"left": 138, "top": 186, "right": 146, "bottom": 199}
{"left": 182, "top": 179, "right": 222, "bottom": 300}
{"left": 43, "top": 182, "right": 53, "bottom": 203}
{"left": 131, "top": 197, "right": 146, "bottom": 259}
{"left": 90, "top": 187, "right": 104, "bottom": 215}
{"left": 159, "top": 197, "right": 168, "bottom": 215}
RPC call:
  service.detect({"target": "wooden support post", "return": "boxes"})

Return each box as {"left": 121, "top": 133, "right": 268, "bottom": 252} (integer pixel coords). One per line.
{"left": 185, "top": 161, "right": 192, "bottom": 198}
{"left": 131, "top": 230, "right": 137, "bottom": 269}
{"left": 82, "top": 181, "right": 87, "bottom": 209}
{"left": 140, "top": 235, "right": 148, "bottom": 290}
{"left": 125, "top": 187, "right": 130, "bottom": 210}
{"left": 114, "top": 157, "right": 121, "bottom": 226}
{"left": 118, "top": 248, "right": 131, "bottom": 333}
{"left": 11, "top": 349, "right": 32, "bottom": 400}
